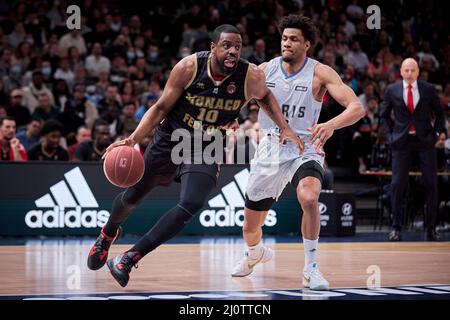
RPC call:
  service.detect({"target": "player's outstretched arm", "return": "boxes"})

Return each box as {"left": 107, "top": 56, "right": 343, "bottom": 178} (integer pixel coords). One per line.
{"left": 308, "top": 64, "right": 365, "bottom": 150}
{"left": 103, "top": 55, "right": 196, "bottom": 157}
{"left": 247, "top": 64, "right": 304, "bottom": 153}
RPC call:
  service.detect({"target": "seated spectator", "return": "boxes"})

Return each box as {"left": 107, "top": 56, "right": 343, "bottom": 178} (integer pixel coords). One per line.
{"left": 85, "top": 42, "right": 111, "bottom": 78}
{"left": 134, "top": 57, "right": 149, "bottom": 82}
{"left": 417, "top": 41, "right": 440, "bottom": 71}
{"left": 40, "top": 59, "right": 55, "bottom": 88}
{"left": 135, "top": 93, "right": 158, "bottom": 121}
{"left": 99, "top": 103, "right": 122, "bottom": 138}
{"left": 342, "top": 64, "right": 358, "bottom": 92}
{"left": 73, "top": 64, "right": 87, "bottom": 87}
{"left": 367, "top": 54, "right": 390, "bottom": 81}
{"left": 352, "top": 97, "right": 380, "bottom": 173}
{"left": 146, "top": 44, "right": 166, "bottom": 76}
{"left": 11, "top": 41, "right": 32, "bottom": 74}
{"left": 119, "top": 81, "right": 136, "bottom": 105}
{"left": 32, "top": 92, "right": 60, "bottom": 121}
{"left": 358, "top": 81, "right": 377, "bottom": 108}
{"left": 16, "top": 118, "right": 42, "bottom": 151}
{"left": 68, "top": 46, "right": 83, "bottom": 70}
{"left": 58, "top": 30, "right": 87, "bottom": 58}
{"left": 0, "top": 116, "right": 27, "bottom": 161}
{"left": 96, "top": 70, "right": 110, "bottom": 95}
{"left": 67, "top": 126, "right": 92, "bottom": 160}
{"left": 53, "top": 58, "right": 75, "bottom": 89}
{"left": 6, "top": 89, "right": 30, "bottom": 128}
{"left": 346, "top": 0, "right": 364, "bottom": 20}
{"left": 248, "top": 39, "right": 268, "bottom": 65}
{"left": 345, "top": 41, "right": 369, "bottom": 73}
{"left": 148, "top": 80, "right": 163, "bottom": 98}
{"left": 117, "top": 101, "right": 139, "bottom": 135}
{"left": 21, "top": 70, "right": 55, "bottom": 113}
{"left": 109, "top": 54, "right": 128, "bottom": 84}
{"left": 240, "top": 33, "right": 253, "bottom": 60}
{"left": 27, "top": 119, "right": 68, "bottom": 161}
{"left": 73, "top": 120, "right": 112, "bottom": 161}
{"left": 58, "top": 84, "right": 98, "bottom": 135}
{"left": 98, "top": 84, "right": 122, "bottom": 115}
{"left": 52, "top": 79, "right": 71, "bottom": 110}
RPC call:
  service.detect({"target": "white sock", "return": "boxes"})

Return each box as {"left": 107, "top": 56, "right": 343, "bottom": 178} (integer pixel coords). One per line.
{"left": 303, "top": 237, "right": 319, "bottom": 268}
{"left": 246, "top": 240, "right": 263, "bottom": 260}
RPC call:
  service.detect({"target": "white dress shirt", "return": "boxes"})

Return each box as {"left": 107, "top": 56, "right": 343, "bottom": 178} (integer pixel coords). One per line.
{"left": 403, "top": 80, "right": 420, "bottom": 109}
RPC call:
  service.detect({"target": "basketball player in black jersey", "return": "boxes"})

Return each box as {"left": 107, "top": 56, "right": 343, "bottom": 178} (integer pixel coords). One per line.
{"left": 86, "top": 25, "right": 304, "bottom": 287}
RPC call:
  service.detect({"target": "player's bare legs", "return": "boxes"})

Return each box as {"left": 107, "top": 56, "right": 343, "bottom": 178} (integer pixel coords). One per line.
{"left": 243, "top": 208, "right": 268, "bottom": 246}
{"left": 297, "top": 177, "right": 321, "bottom": 240}
{"left": 297, "top": 176, "right": 329, "bottom": 290}
{"left": 231, "top": 207, "right": 273, "bottom": 277}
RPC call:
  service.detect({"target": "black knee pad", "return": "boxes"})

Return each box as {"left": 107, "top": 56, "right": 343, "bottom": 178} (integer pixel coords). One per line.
{"left": 245, "top": 194, "right": 276, "bottom": 211}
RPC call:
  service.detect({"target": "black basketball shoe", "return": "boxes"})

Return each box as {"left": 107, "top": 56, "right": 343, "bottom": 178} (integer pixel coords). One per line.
{"left": 87, "top": 226, "right": 123, "bottom": 270}
{"left": 107, "top": 251, "right": 142, "bottom": 287}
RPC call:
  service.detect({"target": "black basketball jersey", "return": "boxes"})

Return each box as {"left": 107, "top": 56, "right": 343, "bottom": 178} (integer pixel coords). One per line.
{"left": 165, "top": 51, "right": 250, "bottom": 135}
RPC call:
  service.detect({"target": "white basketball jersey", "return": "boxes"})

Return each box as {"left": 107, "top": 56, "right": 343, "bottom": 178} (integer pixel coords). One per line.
{"left": 258, "top": 57, "right": 322, "bottom": 136}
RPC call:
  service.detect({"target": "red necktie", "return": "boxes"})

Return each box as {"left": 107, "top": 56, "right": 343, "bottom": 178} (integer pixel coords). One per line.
{"left": 407, "top": 84, "right": 415, "bottom": 133}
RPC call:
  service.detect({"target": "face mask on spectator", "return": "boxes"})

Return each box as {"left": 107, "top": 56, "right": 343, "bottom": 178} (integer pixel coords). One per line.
{"left": 10, "top": 64, "right": 21, "bottom": 75}
{"left": 127, "top": 51, "right": 136, "bottom": 60}
{"left": 42, "top": 67, "right": 52, "bottom": 77}
{"left": 148, "top": 52, "right": 158, "bottom": 61}
{"left": 111, "top": 23, "right": 121, "bottom": 32}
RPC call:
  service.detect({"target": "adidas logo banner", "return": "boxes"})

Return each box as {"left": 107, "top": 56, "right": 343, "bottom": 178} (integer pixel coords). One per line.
{"left": 198, "top": 169, "right": 277, "bottom": 228}
{"left": 25, "top": 167, "right": 110, "bottom": 229}
{"left": 0, "top": 163, "right": 354, "bottom": 236}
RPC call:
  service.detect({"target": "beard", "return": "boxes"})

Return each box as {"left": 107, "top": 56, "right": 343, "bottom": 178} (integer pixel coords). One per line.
{"left": 281, "top": 53, "right": 294, "bottom": 64}
{"left": 215, "top": 56, "right": 237, "bottom": 75}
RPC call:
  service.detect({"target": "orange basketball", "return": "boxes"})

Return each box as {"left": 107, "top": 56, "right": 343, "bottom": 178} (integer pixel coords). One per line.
{"left": 103, "top": 146, "right": 145, "bottom": 188}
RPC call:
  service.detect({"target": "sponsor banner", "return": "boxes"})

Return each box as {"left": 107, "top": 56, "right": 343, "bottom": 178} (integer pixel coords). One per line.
{"left": 0, "top": 162, "right": 355, "bottom": 236}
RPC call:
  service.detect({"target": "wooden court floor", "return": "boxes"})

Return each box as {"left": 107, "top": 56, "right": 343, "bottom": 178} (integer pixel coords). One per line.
{"left": 0, "top": 241, "right": 449, "bottom": 297}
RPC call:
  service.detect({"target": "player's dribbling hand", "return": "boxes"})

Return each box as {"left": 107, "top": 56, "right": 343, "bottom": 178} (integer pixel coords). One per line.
{"left": 102, "top": 137, "right": 136, "bottom": 160}
{"left": 280, "top": 127, "right": 304, "bottom": 154}
{"left": 308, "top": 122, "right": 335, "bottom": 152}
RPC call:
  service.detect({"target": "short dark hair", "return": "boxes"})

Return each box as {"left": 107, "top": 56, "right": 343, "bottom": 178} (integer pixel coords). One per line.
{"left": 278, "top": 15, "right": 318, "bottom": 47}
{"left": 40, "top": 119, "right": 64, "bottom": 135}
{"left": 93, "top": 119, "right": 110, "bottom": 139}
{"left": 0, "top": 116, "right": 15, "bottom": 127}
{"left": 32, "top": 69, "right": 43, "bottom": 77}
{"left": 94, "top": 119, "right": 109, "bottom": 131}
{"left": 212, "top": 24, "right": 241, "bottom": 43}
{"left": 123, "top": 100, "right": 136, "bottom": 107}
{"left": 30, "top": 117, "right": 43, "bottom": 124}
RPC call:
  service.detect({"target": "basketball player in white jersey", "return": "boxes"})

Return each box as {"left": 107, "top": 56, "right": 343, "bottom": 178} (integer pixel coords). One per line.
{"left": 232, "top": 15, "right": 365, "bottom": 290}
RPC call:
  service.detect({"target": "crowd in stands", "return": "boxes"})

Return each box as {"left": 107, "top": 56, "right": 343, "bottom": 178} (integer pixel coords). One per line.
{"left": 0, "top": 0, "right": 449, "bottom": 175}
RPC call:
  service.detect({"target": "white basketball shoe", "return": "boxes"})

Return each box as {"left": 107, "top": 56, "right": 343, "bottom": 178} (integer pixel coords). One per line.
{"left": 302, "top": 262, "right": 330, "bottom": 290}
{"left": 231, "top": 246, "right": 274, "bottom": 277}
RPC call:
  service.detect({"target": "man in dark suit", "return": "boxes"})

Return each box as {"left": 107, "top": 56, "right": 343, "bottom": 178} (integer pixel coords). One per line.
{"left": 380, "top": 58, "right": 446, "bottom": 241}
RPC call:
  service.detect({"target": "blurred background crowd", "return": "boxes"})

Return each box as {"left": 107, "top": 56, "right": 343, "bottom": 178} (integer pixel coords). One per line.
{"left": 0, "top": 0, "right": 449, "bottom": 173}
